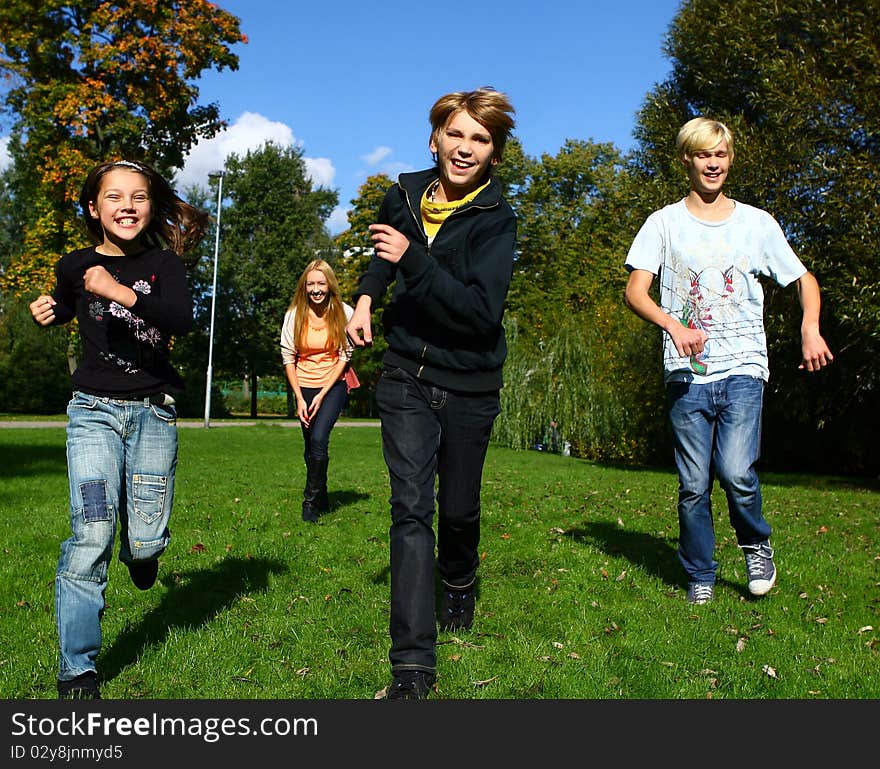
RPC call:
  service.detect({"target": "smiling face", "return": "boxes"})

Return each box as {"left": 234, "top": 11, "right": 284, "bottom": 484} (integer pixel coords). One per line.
{"left": 87, "top": 168, "right": 153, "bottom": 254}
{"left": 430, "top": 109, "right": 497, "bottom": 201}
{"left": 683, "top": 139, "right": 731, "bottom": 198}
{"left": 305, "top": 269, "right": 329, "bottom": 306}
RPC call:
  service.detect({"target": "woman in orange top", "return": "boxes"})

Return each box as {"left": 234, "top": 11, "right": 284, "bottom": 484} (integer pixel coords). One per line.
{"left": 280, "top": 259, "right": 354, "bottom": 521}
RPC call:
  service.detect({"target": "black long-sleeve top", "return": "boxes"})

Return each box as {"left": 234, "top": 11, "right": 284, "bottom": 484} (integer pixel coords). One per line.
{"left": 49, "top": 246, "right": 193, "bottom": 398}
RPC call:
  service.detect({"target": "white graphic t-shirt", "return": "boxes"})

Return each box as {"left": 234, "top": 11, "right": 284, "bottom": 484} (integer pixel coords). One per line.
{"left": 625, "top": 199, "right": 807, "bottom": 384}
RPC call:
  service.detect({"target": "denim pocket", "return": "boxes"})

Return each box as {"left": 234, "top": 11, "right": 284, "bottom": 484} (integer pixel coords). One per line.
{"left": 132, "top": 474, "right": 167, "bottom": 525}
{"left": 68, "top": 391, "right": 100, "bottom": 413}
{"left": 149, "top": 402, "right": 177, "bottom": 424}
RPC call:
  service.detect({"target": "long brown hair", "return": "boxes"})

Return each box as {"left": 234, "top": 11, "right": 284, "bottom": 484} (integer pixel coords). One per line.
{"left": 288, "top": 259, "right": 347, "bottom": 352}
{"left": 79, "top": 159, "right": 210, "bottom": 257}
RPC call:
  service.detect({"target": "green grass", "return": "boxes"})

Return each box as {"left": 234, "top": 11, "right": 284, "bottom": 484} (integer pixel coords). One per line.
{"left": 0, "top": 423, "right": 877, "bottom": 700}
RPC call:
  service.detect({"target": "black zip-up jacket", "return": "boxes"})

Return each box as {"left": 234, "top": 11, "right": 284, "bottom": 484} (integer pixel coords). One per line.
{"left": 354, "top": 168, "right": 517, "bottom": 392}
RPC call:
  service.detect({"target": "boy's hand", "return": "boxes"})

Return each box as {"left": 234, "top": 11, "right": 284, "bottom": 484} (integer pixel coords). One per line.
{"left": 799, "top": 329, "right": 834, "bottom": 372}
{"left": 30, "top": 295, "right": 56, "bottom": 326}
{"left": 668, "top": 324, "right": 708, "bottom": 358}
{"left": 369, "top": 223, "right": 409, "bottom": 264}
{"left": 346, "top": 296, "right": 373, "bottom": 347}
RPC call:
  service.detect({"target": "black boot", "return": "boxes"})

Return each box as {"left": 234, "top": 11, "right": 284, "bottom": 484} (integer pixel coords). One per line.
{"left": 302, "top": 457, "right": 321, "bottom": 523}
{"left": 313, "top": 456, "right": 330, "bottom": 513}
{"left": 302, "top": 455, "right": 329, "bottom": 522}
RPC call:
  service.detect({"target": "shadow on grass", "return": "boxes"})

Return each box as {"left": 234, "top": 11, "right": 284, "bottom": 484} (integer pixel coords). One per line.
{"left": 565, "top": 521, "right": 684, "bottom": 588}
{"left": 566, "top": 520, "right": 765, "bottom": 600}
{"left": 0, "top": 442, "right": 66, "bottom": 480}
{"left": 99, "top": 555, "right": 287, "bottom": 687}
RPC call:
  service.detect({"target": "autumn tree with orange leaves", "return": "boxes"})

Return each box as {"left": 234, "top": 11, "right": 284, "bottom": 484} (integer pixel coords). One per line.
{"left": 0, "top": 0, "right": 246, "bottom": 297}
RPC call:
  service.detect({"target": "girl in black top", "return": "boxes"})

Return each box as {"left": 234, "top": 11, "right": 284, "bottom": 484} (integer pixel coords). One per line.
{"left": 30, "top": 159, "right": 209, "bottom": 699}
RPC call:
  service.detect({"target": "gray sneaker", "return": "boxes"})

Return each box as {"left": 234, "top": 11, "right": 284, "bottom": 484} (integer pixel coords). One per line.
{"left": 741, "top": 541, "right": 777, "bottom": 596}
{"left": 687, "top": 582, "right": 714, "bottom": 605}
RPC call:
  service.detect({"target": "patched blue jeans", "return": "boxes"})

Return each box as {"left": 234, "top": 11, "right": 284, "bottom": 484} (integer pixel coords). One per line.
{"left": 667, "top": 376, "right": 771, "bottom": 585}
{"left": 56, "top": 392, "right": 178, "bottom": 681}
{"left": 376, "top": 367, "right": 500, "bottom": 675}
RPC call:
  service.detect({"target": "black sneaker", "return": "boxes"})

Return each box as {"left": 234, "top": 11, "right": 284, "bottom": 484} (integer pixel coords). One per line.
{"left": 439, "top": 587, "right": 475, "bottom": 632}
{"left": 127, "top": 559, "right": 159, "bottom": 590}
{"left": 386, "top": 670, "right": 435, "bottom": 701}
{"left": 57, "top": 672, "right": 101, "bottom": 700}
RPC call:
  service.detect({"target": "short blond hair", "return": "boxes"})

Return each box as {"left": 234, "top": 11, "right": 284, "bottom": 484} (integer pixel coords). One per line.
{"left": 429, "top": 87, "right": 516, "bottom": 162}
{"left": 676, "top": 117, "right": 735, "bottom": 163}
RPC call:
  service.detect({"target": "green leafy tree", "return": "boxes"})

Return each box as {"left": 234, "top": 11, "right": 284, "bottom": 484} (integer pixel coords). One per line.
{"left": 497, "top": 139, "right": 667, "bottom": 462}
{"left": 0, "top": 0, "right": 245, "bottom": 297}
{"left": 633, "top": 0, "right": 879, "bottom": 474}
{"left": 0, "top": 298, "right": 71, "bottom": 413}
{"left": 208, "top": 142, "right": 338, "bottom": 418}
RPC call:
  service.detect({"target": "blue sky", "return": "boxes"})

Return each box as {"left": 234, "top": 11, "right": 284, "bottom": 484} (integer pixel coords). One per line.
{"left": 0, "top": 0, "right": 683, "bottom": 234}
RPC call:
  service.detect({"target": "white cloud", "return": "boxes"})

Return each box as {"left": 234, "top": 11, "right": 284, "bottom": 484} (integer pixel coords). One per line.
{"left": 304, "top": 157, "right": 335, "bottom": 189}
{"left": 0, "top": 136, "right": 10, "bottom": 172}
{"left": 326, "top": 205, "right": 349, "bottom": 234}
{"left": 362, "top": 146, "right": 392, "bottom": 165}
{"left": 174, "top": 111, "right": 336, "bottom": 193}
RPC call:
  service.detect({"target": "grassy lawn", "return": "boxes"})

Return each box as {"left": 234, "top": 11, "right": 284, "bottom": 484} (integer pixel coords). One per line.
{"left": 0, "top": 423, "right": 877, "bottom": 699}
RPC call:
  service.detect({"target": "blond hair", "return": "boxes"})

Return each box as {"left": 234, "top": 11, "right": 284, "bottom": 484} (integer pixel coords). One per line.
{"left": 676, "top": 117, "right": 735, "bottom": 163}
{"left": 288, "top": 259, "right": 347, "bottom": 352}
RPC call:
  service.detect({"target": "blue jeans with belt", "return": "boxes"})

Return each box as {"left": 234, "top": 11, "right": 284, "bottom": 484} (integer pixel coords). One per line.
{"left": 376, "top": 367, "right": 500, "bottom": 675}
{"left": 56, "top": 391, "right": 178, "bottom": 681}
{"left": 667, "top": 375, "right": 770, "bottom": 585}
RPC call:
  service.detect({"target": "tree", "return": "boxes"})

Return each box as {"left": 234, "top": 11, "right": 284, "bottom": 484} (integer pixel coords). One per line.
{"left": 495, "top": 139, "right": 668, "bottom": 463}
{"left": 633, "top": 0, "right": 880, "bottom": 475}
{"left": 209, "top": 142, "right": 338, "bottom": 417}
{"left": 0, "top": 0, "right": 245, "bottom": 297}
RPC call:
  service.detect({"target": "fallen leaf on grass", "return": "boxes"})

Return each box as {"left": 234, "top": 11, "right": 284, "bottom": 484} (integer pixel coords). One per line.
{"left": 615, "top": 570, "right": 627, "bottom": 581}
{"left": 816, "top": 525, "right": 828, "bottom": 534}
{"left": 374, "top": 686, "right": 388, "bottom": 699}
{"left": 295, "top": 667, "right": 310, "bottom": 677}
{"left": 189, "top": 543, "right": 206, "bottom": 553}
{"left": 762, "top": 664, "right": 779, "bottom": 679}
{"left": 568, "top": 652, "right": 581, "bottom": 660}
{"left": 815, "top": 617, "right": 828, "bottom": 624}
{"left": 735, "top": 638, "right": 747, "bottom": 653}
{"left": 472, "top": 676, "right": 498, "bottom": 687}
{"left": 449, "top": 637, "right": 485, "bottom": 649}
{"left": 552, "top": 641, "right": 564, "bottom": 649}
{"left": 858, "top": 626, "right": 874, "bottom": 634}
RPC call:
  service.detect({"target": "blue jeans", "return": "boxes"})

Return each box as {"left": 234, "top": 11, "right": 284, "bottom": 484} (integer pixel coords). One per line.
{"left": 667, "top": 375, "right": 770, "bottom": 585}
{"left": 299, "top": 379, "right": 348, "bottom": 461}
{"left": 56, "top": 392, "right": 178, "bottom": 681}
{"left": 376, "top": 367, "right": 500, "bottom": 674}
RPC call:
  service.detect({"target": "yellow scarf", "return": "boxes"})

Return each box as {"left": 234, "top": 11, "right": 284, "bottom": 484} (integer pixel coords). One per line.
{"left": 421, "top": 179, "right": 490, "bottom": 239}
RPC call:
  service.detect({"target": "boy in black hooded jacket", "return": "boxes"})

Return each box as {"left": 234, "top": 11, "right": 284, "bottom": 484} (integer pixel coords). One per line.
{"left": 347, "top": 87, "right": 516, "bottom": 700}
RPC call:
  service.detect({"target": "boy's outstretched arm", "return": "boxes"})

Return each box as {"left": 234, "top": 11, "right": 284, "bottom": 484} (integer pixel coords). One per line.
{"left": 795, "top": 271, "right": 834, "bottom": 372}
{"left": 624, "top": 269, "right": 707, "bottom": 357}
{"left": 346, "top": 294, "right": 373, "bottom": 347}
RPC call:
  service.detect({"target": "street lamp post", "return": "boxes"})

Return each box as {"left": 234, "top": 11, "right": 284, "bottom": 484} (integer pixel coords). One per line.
{"left": 204, "top": 171, "right": 224, "bottom": 428}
